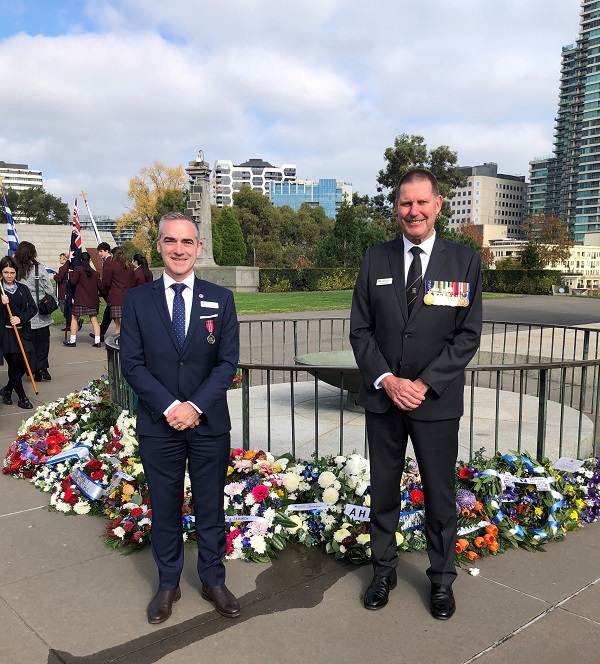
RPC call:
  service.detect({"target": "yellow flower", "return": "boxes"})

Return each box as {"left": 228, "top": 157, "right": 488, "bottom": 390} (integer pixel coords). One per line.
{"left": 534, "top": 507, "right": 543, "bottom": 516}
{"left": 122, "top": 484, "right": 134, "bottom": 496}
{"left": 576, "top": 499, "right": 585, "bottom": 509}
{"left": 227, "top": 466, "right": 233, "bottom": 476}
{"left": 569, "top": 510, "right": 578, "bottom": 520}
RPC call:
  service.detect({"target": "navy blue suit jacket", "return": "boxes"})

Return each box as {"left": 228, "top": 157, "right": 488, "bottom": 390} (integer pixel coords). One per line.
{"left": 120, "top": 275, "right": 239, "bottom": 438}
{"left": 350, "top": 235, "right": 482, "bottom": 421}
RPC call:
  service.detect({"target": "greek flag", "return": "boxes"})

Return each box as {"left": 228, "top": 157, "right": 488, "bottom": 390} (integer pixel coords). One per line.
{"left": 1, "top": 185, "right": 19, "bottom": 256}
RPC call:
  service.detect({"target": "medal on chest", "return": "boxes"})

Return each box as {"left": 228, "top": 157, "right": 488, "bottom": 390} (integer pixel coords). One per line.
{"left": 206, "top": 319, "right": 215, "bottom": 344}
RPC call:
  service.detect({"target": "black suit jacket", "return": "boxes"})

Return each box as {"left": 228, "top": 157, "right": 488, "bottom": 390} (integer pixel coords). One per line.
{"left": 350, "top": 235, "right": 482, "bottom": 421}
{"left": 120, "top": 275, "right": 239, "bottom": 438}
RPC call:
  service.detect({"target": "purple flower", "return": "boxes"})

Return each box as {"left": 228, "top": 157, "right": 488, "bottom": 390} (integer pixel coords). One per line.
{"left": 456, "top": 488, "right": 476, "bottom": 511}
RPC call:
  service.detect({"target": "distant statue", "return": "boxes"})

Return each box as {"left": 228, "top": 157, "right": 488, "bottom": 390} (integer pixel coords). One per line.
{"left": 197, "top": 150, "right": 204, "bottom": 163}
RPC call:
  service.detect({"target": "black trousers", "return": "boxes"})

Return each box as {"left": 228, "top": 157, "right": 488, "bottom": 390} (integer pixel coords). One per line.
{"left": 3, "top": 352, "right": 28, "bottom": 399}
{"left": 99, "top": 309, "right": 112, "bottom": 336}
{"left": 139, "top": 429, "right": 231, "bottom": 590}
{"left": 31, "top": 325, "right": 51, "bottom": 372}
{"left": 366, "top": 407, "right": 459, "bottom": 586}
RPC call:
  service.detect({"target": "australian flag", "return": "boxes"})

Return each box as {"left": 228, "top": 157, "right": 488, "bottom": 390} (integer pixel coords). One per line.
{"left": 64, "top": 199, "right": 82, "bottom": 329}
{"left": 1, "top": 184, "right": 19, "bottom": 256}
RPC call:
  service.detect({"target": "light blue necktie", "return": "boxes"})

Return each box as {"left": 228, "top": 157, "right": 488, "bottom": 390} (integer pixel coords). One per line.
{"left": 170, "top": 283, "right": 186, "bottom": 349}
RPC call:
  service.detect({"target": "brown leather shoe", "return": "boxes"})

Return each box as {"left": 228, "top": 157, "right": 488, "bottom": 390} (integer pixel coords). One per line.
{"left": 147, "top": 587, "right": 181, "bottom": 624}
{"left": 201, "top": 583, "right": 240, "bottom": 618}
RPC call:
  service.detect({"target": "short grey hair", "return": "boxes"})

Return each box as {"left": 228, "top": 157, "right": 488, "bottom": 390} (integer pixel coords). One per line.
{"left": 157, "top": 211, "right": 200, "bottom": 242}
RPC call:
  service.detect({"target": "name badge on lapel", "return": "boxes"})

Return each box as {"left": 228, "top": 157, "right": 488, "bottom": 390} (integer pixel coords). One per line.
{"left": 201, "top": 301, "right": 219, "bottom": 309}
{"left": 376, "top": 278, "right": 393, "bottom": 286}
{"left": 423, "top": 281, "right": 471, "bottom": 307}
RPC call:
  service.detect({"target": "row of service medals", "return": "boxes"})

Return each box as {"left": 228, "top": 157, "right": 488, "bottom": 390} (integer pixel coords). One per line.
{"left": 423, "top": 281, "right": 470, "bottom": 307}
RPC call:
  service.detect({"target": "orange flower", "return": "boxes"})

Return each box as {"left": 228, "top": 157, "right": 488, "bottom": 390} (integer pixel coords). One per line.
{"left": 474, "top": 501, "right": 484, "bottom": 513}
{"left": 474, "top": 536, "right": 487, "bottom": 548}
{"left": 485, "top": 524, "right": 498, "bottom": 536}
{"left": 483, "top": 534, "right": 496, "bottom": 545}
{"left": 489, "top": 541, "right": 500, "bottom": 552}
{"left": 466, "top": 550, "right": 479, "bottom": 561}
{"left": 461, "top": 508, "right": 471, "bottom": 517}
{"left": 456, "top": 538, "right": 469, "bottom": 553}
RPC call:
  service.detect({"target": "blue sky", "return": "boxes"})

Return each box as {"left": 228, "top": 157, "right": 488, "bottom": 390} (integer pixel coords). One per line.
{"left": 0, "top": 0, "right": 584, "bottom": 217}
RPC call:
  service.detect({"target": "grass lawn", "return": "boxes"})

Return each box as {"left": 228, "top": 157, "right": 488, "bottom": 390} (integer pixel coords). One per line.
{"left": 233, "top": 290, "right": 521, "bottom": 315}
{"left": 51, "top": 291, "right": 522, "bottom": 321}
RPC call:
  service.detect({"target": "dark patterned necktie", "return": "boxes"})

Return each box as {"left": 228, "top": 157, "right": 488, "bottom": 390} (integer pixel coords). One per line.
{"left": 406, "top": 247, "right": 423, "bottom": 314}
{"left": 171, "top": 283, "right": 186, "bottom": 348}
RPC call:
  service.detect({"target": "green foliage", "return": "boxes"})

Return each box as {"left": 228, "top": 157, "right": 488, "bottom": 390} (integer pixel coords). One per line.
{"left": 214, "top": 207, "right": 246, "bottom": 266}
{"left": 154, "top": 188, "right": 186, "bottom": 221}
{"left": 118, "top": 240, "right": 144, "bottom": 262}
{"left": 316, "top": 198, "right": 386, "bottom": 268}
{"left": 483, "top": 270, "right": 562, "bottom": 295}
{"left": 148, "top": 226, "right": 164, "bottom": 268}
{"left": 2, "top": 186, "right": 70, "bottom": 224}
{"left": 519, "top": 241, "right": 542, "bottom": 270}
{"left": 212, "top": 210, "right": 223, "bottom": 265}
{"left": 259, "top": 268, "right": 359, "bottom": 292}
{"left": 445, "top": 229, "right": 481, "bottom": 252}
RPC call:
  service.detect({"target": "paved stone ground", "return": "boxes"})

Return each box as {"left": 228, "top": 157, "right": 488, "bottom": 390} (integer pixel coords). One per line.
{"left": 0, "top": 296, "right": 599, "bottom": 664}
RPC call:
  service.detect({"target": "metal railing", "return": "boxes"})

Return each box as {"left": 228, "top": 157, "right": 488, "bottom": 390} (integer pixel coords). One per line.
{"left": 106, "top": 319, "right": 600, "bottom": 463}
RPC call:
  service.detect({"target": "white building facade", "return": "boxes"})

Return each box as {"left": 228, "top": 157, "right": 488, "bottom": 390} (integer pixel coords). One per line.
{"left": 213, "top": 158, "right": 296, "bottom": 207}
{"left": 0, "top": 160, "right": 43, "bottom": 191}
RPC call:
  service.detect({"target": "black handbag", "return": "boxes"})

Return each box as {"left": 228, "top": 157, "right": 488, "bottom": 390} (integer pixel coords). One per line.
{"left": 35, "top": 265, "right": 59, "bottom": 315}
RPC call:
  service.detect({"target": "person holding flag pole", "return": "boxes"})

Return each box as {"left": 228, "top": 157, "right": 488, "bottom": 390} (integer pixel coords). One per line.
{"left": 1, "top": 178, "right": 20, "bottom": 256}
{"left": 0, "top": 255, "right": 38, "bottom": 408}
{"left": 64, "top": 198, "right": 83, "bottom": 342}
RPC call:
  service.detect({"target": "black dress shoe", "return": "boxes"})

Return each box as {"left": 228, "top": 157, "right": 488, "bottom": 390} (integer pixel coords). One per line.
{"left": 147, "top": 587, "right": 181, "bottom": 624}
{"left": 1, "top": 388, "right": 13, "bottom": 405}
{"left": 430, "top": 583, "right": 455, "bottom": 620}
{"left": 17, "top": 397, "right": 33, "bottom": 409}
{"left": 40, "top": 369, "right": 51, "bottom": 381}
{"left": 363, "top": 571, "right": 397, "bottom": 610}
{"left": 201, "top": 584, "right": 240, "bottom": 618}
{"left": 34, "top": 371, "right": 43, "bottom": 381}
{"left": 92, "top": 342, "right": 102, "bottom": 348}
{"left": 63, "top": 340, "right": 76, "bottom": 347}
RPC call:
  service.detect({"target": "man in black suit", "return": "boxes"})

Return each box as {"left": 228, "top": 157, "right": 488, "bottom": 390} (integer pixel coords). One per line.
{"left": 350, "top": 169, "right": 482, "bottom": 619}
{"left": 120, "top": 212, "right": 240, "bottom": 625}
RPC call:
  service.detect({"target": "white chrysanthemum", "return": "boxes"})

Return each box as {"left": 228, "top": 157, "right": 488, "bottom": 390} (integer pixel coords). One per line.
{"left": 333, "top": 480, "right": 341, "bottom": 491}
{"left": 321, "top": 513, "right": 337, "bottom": 529}
{"left": 112, "top": 526, "right": 126, "bottom": 540}
{"left": 138, "top": 518, "right": 151, "bottom": 527}
{"left": 356, "top": 534, "right": 371, "bottom": 546}
{"left": 283, "top": 473, "right": 301, "bottom": 492}
{"left": 318, "top": 471, "right": 337, "bottom": 488}
{"left": 263, "top": 507, "right": 276, "bottom": 522}
{"left": 244, "top": 493, "right": 256, "bottom": 506}
{"left": 322, "top": 487, "right": 339, "bottom": 504}
{"left": 250, "top": 535, "right": 267, "bottom": 554}
{"left": 182, "top": 532, "right": 188, "bottom": 542}
{"left": 55, "top": 501, "right": 71, "bottom": 513}
{"left": 73, "top": 501, "right": 91, "bottom": 515}
{"left": 334, "top": 455, "right": 346, "bottom": 468}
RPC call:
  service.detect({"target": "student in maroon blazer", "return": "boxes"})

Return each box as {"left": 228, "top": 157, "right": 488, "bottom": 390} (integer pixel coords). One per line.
{"left": 63, "top": 252, "right": 103, "bottom": 348}
{"left": 53, "top": 253, "right": 70, "bottom": 330}
{"left": 102, "top": 246, "right": 134, "bottom": 334}
{"left": 132, "top": 253, "right": 154, "bottom": 287}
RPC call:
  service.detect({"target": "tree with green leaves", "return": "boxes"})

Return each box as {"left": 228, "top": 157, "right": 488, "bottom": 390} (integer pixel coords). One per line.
{"left": 376, "top": 133, "right": 466, "bottom": 236}
{"left": 519, "top": 241, "right": 542, "bottom": 269}
{"left": 521, "top": 213, "right": 574, "bottom": 268}
{"left": 214, "top": 207, "right": 246, "bottom": 266}
{"left": 2, "top": 186, "right": 70, "bottom": 224}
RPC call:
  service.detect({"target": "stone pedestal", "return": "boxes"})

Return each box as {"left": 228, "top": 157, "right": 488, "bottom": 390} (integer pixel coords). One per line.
{"left": 185, "top": 153, "right": 216, "bottom": 266}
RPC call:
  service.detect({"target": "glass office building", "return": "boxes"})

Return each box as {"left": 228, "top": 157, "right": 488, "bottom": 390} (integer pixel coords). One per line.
{"left": 529, "top": 1, "right": 600, "bottom": 242}
{"left": 269, "top": 179, "right": 352, "bottom": 218}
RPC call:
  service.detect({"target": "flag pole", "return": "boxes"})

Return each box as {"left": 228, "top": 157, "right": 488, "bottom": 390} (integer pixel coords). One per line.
{"left": 80, "top": 190, "right": 102, "bottom": 245}
{"left": 0, "top": 281, "right": 39, "bottom": 394}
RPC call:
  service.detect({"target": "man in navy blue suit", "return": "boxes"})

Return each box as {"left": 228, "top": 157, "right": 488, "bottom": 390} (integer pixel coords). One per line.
{"left": 121, "top": 211, "right": 240, "bottom": 625}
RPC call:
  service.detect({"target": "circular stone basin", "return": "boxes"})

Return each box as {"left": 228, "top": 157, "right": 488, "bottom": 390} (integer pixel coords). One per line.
{"left": 294, "top": 350, "right": 361, "bottom": 393}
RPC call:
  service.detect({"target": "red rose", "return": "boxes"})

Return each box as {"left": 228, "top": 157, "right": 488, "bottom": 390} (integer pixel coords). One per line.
{"left": 123, "top": 521, "right": 134, "bottom": 532}
{"left": 67, "top": 494, "right": 80, "bottom": 506}
{"left": 91, "top": 471, "right": 105, "bottom": 481}
{"left": 131, "top": 507, "right": 143, "bottom": 518}
{"left": 133, "top": 531, "right": 143, "bottom": 541}
{"left": 86, "top": 459, "right": 102, "bottom": 471}
{"left": 459, "top": 467, "right": 473, "bottom": 479}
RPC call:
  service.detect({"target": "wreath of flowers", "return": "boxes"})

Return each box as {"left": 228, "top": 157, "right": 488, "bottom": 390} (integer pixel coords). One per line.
{"left": 3, "top": 379, "right": 600, "bottom": 567}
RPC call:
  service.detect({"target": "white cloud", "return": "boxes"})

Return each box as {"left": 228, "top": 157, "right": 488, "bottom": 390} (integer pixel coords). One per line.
{"left": 0, "top": 0, "right": 583, "bottom": 216}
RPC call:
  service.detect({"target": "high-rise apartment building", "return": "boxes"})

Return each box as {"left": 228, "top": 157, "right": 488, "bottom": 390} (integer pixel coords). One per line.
{"left": 528, "top": 1, "right": 600, "bottom": 243}
{"left": 448, "top": 163, "right": 527, "bottom": 242}
{"left": 213, "top": 158, "right": 296, "bottom": 207}
{"left": 0, "top": 160, "right": 43, "bottom": 191}
{"left": 269, "top": 179, "right": 352, "bottom": 218}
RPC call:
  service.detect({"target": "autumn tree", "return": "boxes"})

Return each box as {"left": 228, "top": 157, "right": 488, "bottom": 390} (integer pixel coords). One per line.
{"left": 376, "top": 133, "right": 466, "bottom": 236}
{"left": 521, "top": 213, "right": 574, "bottom": 267}
{"left": 117, "top": 161, "right": 187, "bottom": 253}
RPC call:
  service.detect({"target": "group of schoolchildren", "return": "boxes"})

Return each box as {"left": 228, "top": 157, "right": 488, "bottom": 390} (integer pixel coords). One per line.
{"left": 0, "top": 241, "right": 152, "bottom": 409}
